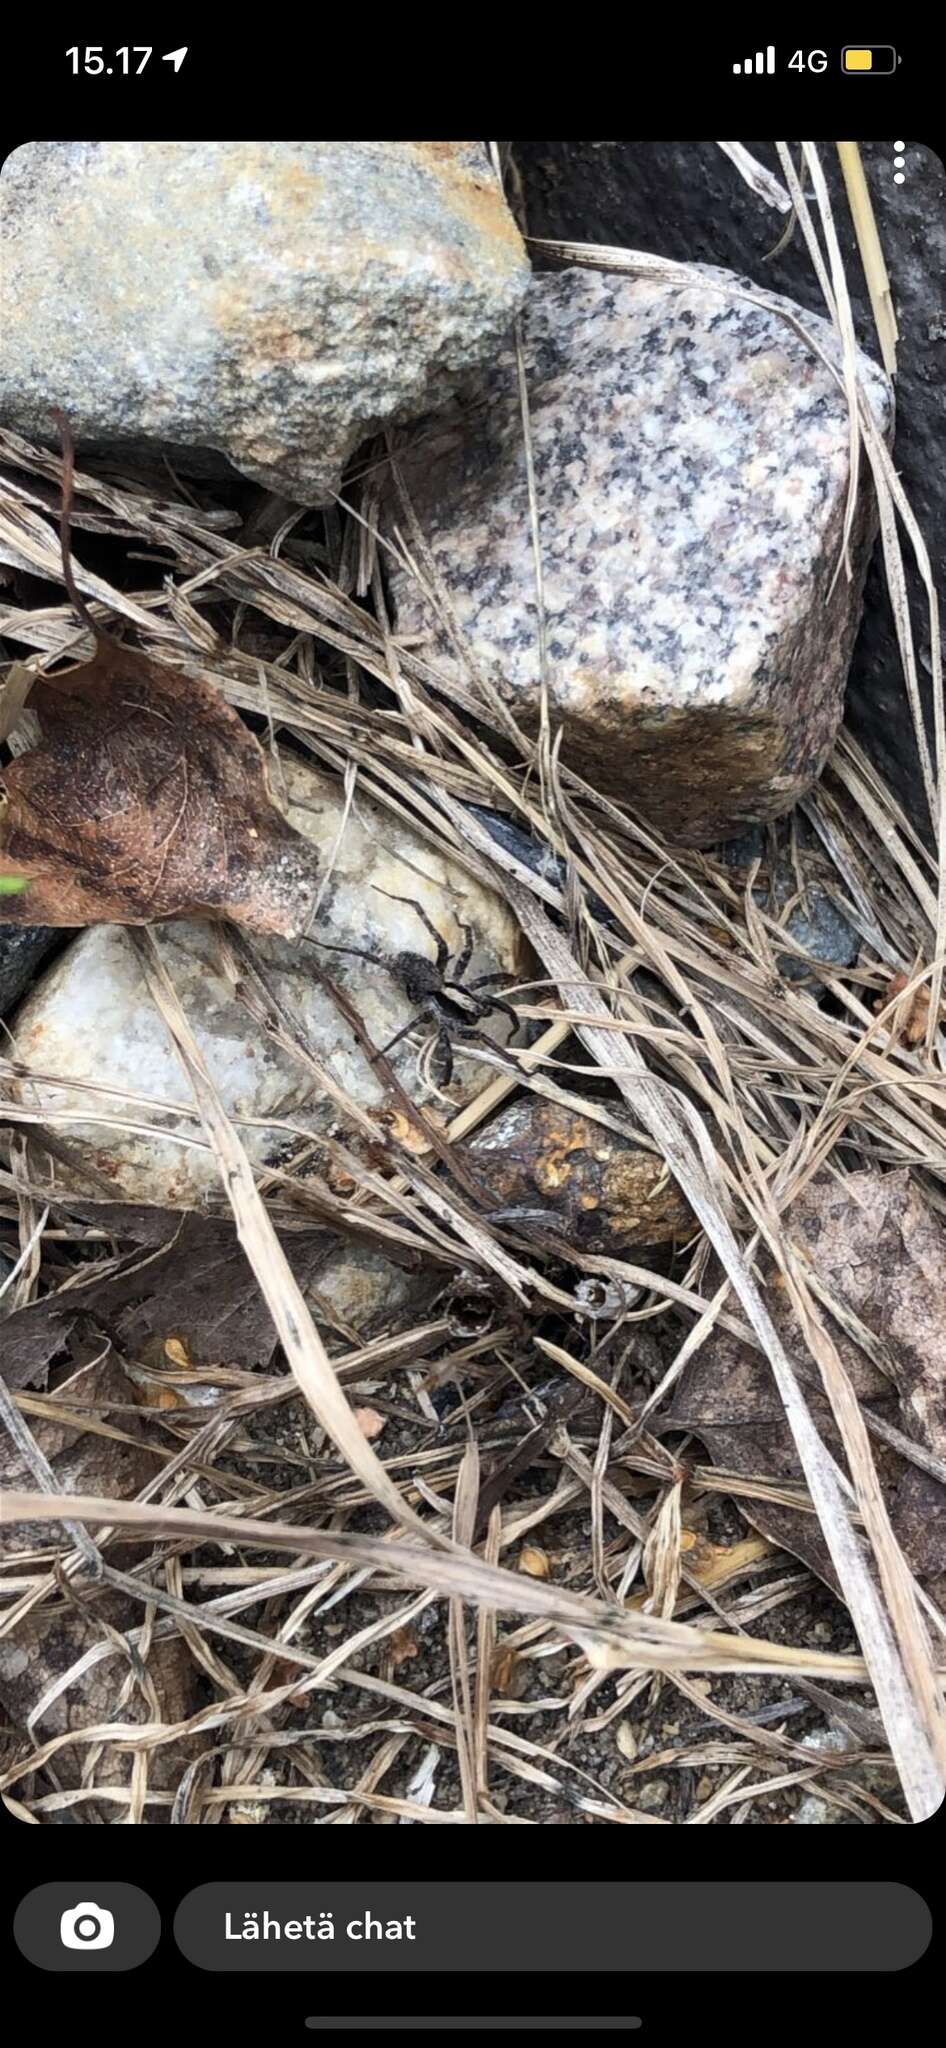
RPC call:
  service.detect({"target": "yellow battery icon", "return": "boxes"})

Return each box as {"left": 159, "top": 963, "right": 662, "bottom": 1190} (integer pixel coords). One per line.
{"left": 842, "top": 44, "right": 898, "bottom": 72}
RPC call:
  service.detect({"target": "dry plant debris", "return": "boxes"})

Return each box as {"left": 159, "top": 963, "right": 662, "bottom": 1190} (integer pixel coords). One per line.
{"left": 0, "top": 423, "right": 320, "bottom": 935}
{"left": 874, "top": 968, "right": 941, "bottom": 1046}
{"left": 678, "top": 1171, "right": 946, "bottom": 1601}
{"left": 0, "top": 143, "right": 944, "bottom": 1827}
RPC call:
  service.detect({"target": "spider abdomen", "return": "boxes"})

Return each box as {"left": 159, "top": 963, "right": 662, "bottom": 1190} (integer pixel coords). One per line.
{"left": 397, "top": 951, "right": 444, "bottom": 1003}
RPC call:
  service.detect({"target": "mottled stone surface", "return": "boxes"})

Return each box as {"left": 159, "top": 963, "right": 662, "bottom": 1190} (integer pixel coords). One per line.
{"left": 0, "top": 922, "right": 59, "bottom": 1015}
{"left": 772, "top": 890, "right": 859, "bottom": 982}
{"left": 308, "top": 1241, "right": 434, "bottom": 1339}
{"left": 792, "top": 1730, "right": 897, "bottom": 1824}
{"left": 719, "top": 823, "right": 860, "bottom": 981}
{"left": 8, "top": 756, "right": 524, "bottom": 1207}
{"left": 514, "top": 140, "right": 944, "bottom": 830}
{"left": 471, "top": 1096, "right": 693, "bottom": 1249}
{"left": 386, "top": 267, "right": 892, "bottom": 845}
{"left": 297, "top": 1091, "right": 698, "bottom": 1340}
{"left": 0, "top": 141, "right": 530, "bottom": 503}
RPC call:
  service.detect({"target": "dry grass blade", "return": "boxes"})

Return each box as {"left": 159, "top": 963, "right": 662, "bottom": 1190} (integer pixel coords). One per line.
{"left": 447, "top": 1440, "right": 481, "bottom": 1821}
{"left": 716, "top": 144, "right": 792, "bottom": 213}
{"left": 492, "top": 873, "right": 946, "bottom": 1821}
{"left": 0, "top": 1490, "right": 884, "bottom": 1681}
{"left": 0, "top": 660, "right": 37, "bottom": 744}
{"left": 836, "top": 142, "right": 899, "bottom": 376}
{"left": 128, "top": 927, "right": 446, "bottom": 1545}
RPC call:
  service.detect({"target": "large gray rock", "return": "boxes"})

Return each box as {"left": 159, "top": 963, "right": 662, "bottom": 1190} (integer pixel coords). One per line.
{"left": 0, "top": 141, "right": 530, "bottom": 503}
{"left": 386, "top": 267, "right": 891, "bottom": 845}
{"left": 513, "top": 140, "right": 944, "bottom": 827}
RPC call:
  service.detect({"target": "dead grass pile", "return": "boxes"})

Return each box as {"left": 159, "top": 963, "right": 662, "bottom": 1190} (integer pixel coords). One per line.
{"left": 0, "top": 143, "right": 943, "bottom": 1825}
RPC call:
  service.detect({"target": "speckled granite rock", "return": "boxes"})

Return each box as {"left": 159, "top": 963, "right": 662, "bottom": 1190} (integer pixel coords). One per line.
{"left": 514, "top": 141, "right": 945, "bottom": 830}
{"left": 0, "top": 141, "right": 529, "bottom": 503}
{"left": 6, "top": 757, "right": 524, "bottom": 1207}
{"left": 386, "top": 267, "right": 892, "bottom": 845}
{"left": 778, "top": 892, "right": 859, "bottom": 980}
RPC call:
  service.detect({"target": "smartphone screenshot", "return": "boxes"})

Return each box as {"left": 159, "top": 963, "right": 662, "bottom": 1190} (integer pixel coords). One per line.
{"left": 0, "top": 31, "right": 942, "bottom": 2042}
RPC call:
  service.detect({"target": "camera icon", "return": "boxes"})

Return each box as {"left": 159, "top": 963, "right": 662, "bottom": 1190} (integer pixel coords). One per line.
{"left": 59, "top": 1902, "right": 115, "bottom": 1951}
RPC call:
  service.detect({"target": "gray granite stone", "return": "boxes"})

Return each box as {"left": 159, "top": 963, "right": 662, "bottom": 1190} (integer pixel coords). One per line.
{"left": 514, "top": 141, "right": 944, "bottom": 830}
{"left": 777, "top": 891, "right": 860, "bottom": 982}
{"left": 386, "top": 266, "right": 892, "bottom": 845}
{"left": 0, "top": 141, "right": 530, "bottom": 504}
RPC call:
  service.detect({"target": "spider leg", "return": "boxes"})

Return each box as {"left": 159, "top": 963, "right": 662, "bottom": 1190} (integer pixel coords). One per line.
{"left": 301, "top": 935, "right": 384, "bottom": 968}
{"left": 463, "top": 972, "right": 520, "bottom": 1031}
{"left": 486, "top": 996, "right": 520, "bottom": 1031}
{"left": 442, "top": 981, "right": 519, "bottom": 1033}
{"left": 455, "top": 989, "right": 518, "bottom": 1031}
{"left": 468, "top": 969, "right": 519, "bottom": 991}
{"left": 431, "top": 1025, "right": 454, "bottom": 1088}
{"left": 451, "top": 921, "right": 475, "bottom": 982}
{"left": 373, "top": 889, "right": 450, "bottom": 975}
{"left": 450, "top": 1021, "right": 517, "bottom": 1062}
{"left": 372, "top": 1013, "right": 423, "bottom": 1063}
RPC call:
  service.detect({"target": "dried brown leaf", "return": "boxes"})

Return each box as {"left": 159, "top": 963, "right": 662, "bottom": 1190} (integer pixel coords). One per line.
{"left": 42, "top": 1211, "right": 334, "bottom": 1373}
{"left": 0, "top": 638, "right": 319, "bottom": 933}
{"left": 0, "top": 1292, "right": 79, "bottom": 1393}
{"left": 874, "top": 970, "right": 940, "bottom": 1046}
{"left": 679, "top": 1170, "right": 946, "bottom": 1603}
{"left": 0, "top": 1352, "right": 160, "bottom": 1555}
{"left": 103, "top": 1216, "right": 335, "bottom": 1371}
{"left": 490, "top": 1643, "right": 526, "bottom": 1697}
{"left": 0, "top": 419, "right": 319, "bottom": 935}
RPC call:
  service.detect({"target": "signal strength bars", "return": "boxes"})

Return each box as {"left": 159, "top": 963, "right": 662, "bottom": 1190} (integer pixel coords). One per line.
{"left": 733, "top": 46, "right": 775, "bottom": 73}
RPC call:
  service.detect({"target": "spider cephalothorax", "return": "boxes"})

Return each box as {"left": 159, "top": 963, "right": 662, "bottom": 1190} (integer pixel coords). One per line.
{"left": 309, "top": 891, "right": 519, "bottom": 1086}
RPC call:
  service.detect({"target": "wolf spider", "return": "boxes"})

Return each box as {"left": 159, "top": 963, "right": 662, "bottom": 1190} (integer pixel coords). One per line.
{"left": 310, "top": 891, "right": 519, "bottom": 1086}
